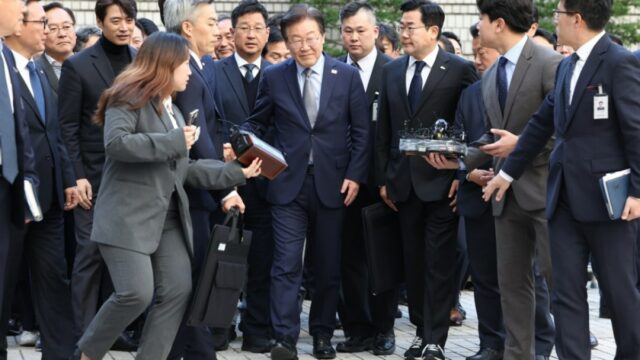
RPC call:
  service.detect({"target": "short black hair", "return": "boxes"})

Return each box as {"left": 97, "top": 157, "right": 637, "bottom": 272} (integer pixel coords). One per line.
{"left": 438, "top": 35, "right": 455, "bottom": 53}
{"left": 532, "top": 5, "right": 539, "bottom": 24}
{"left": 399, "top": 0, "right": 445, "bottom": 38}
{"left": 262, "top": 26, "right": 284, "bottom": 56}
{"left": 340, "top": 1, "right": 375, "bottom": 23}
{"left": 231, "top": 0, "right": 268, "bottom": 28}
{"left": 534, "top": 28, "right": 555, "bottom": 47}
{"left": 377, "top": 22, "right": 399, "bottom": 50}
{"left": 267, "top": 14, "right": 284, "bottom": 28}
{"left": 95, "top": 0, "right": 137, "bottom": 22}
{"left": 74, "top": 26, "right": 101, "bottom": 52}
{"left": 43, "top": 2, "right": 76, "bottom": 24}
{"left": 137, "top": 17, "right": 159, "bottom": 36}
{"left": 469, "top": 22, "right": 479, "bottom": 38}
{"left": 476, "top": 0, "right": 533, "bottom": 34}
{"left": 564, "top": 0, "right": 611, "bottom": 31}
{"left": 280, "top": 4, "right": 325, "bottom": 41}
{"left": 442, "top": 31, "right": 460, "bottom": 45}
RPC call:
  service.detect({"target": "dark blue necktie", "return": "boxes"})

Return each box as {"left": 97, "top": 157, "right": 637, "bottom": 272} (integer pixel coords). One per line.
{"left": 243, "top": 64, "right": 256, "bottom": 82}
{"left": 564, "top": 53, "right": 580, "bottom": 107}
{"left": 496, "top": 56, "right": 509, "bottom": 113}
{"left": 27, "top": 61, "right": 46, "bottom": 122}
{"left": 0, "top": 53, "right": 18, "bottom": 183}
{"left": 408, "top": 60, "right": 426, "bottom": 114}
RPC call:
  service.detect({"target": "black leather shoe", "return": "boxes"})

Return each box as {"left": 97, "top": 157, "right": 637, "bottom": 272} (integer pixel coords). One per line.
{"left": 336, "top": 335, "right": 373, "bottom": 353}
{"left": 466, "top": 347, "right": 503, "bottom": 360}
{"left": 110, "top": 332, "right": 138, "bottom": 351}
{"left": 242, "top": 335, "right": 274, "bottom": 353}
{"left": 404, "top": 336, "right": 424, "bottom": 359}
{"left": 396, "top": 308, "right": 403, "bottom": 319}
{"left": 7, "top": 318, "right": 21, "bottom": 336}
{"left": 372, "top": 332, "right": 395, "bottom": 355}
{"left": 590, "top": 332, "right": 598, "bottom": 348}
{"left": 212, "top": 327, "right": 230, "bottom": 351}
{"left": 313, "top": 336, "right": 336, "bottom": 359}
{"left": 534, "top": 356, "right": 550, "bottom": 360}
{"left": 271, "top": 340, "right": 298, "bottom": 360}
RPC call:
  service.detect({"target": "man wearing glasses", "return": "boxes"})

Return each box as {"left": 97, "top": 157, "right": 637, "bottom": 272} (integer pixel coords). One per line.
{"left": 3, "top": 0, "right": 77, "bottom": 358}
{"left": 36, "top": 2, "right": 75, "bottom": 95}
{"left": 375, "top": 0, "right": 477, "bottom": 359}
{"left": 242, "top": 4, "right": 369, "bottom": 360}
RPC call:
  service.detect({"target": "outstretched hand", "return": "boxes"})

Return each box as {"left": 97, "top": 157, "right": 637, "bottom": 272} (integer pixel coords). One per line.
{"left": 242, "top": 158, "right": 262, "bottom": 178}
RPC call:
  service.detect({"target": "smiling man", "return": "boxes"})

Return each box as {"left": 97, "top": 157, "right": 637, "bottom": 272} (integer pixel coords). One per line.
{"left": 58, "top": 0, "right": 137, "bottom": 343}
{"left": 37, "top": 2, "right": 76, "bottom": 95}
{"left": 241, "top": 4, "right": 369, "bottom": 359}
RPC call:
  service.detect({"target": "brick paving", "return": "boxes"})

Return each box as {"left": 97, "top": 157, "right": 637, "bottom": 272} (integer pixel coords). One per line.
{"left": 7, "top": 287, "right": 616, "bottom": 360}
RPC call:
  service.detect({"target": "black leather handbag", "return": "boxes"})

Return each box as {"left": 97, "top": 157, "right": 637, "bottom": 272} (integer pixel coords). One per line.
{"left": 187, "top": 207, "right": 252, "bottom": 327}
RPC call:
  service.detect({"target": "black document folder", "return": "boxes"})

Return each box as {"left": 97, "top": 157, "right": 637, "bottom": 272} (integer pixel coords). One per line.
{"left": 361, "top": 202, "right": 403, "bottom": 295}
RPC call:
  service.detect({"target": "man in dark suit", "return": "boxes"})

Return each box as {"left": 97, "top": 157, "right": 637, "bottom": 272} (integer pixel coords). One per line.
{"left": 37, "top": 2, "right": 76, "bottom": 96}
{"left": 485, "top": 0, "right": 640, "bottom": 358}
{"left": 375, "top": 1, "right": 477, "bottom": 359}
{"left": 58, "top": 0, "right": 137, "bottom": 342}
{"left": 428, "top": 2, "right": 560, "bottom": 359}
{"left": 242, "top": 4, "right": 369, "bottom": 359}
{"left": 3, "top": 1, "right": 77, "bottom": 358}
{"left": 211, "top": 0, "right": 275, "bottom": 353}
{"left": 0, "top": 1, "right": 39, "bottom": 358}
{"left": 334, "top": 2, "right": 397, "bottom": 356}
{"left": 162, "top": 0, "right": 244, "bottom": 358}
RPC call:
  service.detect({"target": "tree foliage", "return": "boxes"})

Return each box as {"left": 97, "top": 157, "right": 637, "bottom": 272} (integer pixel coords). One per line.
{"left": 536, "top": 0, "right": 640, "bottom": 46}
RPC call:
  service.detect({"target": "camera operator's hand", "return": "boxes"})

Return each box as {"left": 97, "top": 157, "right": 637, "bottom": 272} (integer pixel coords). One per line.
{"left": 242, "top": 158, "right": 262, "bottom": 178}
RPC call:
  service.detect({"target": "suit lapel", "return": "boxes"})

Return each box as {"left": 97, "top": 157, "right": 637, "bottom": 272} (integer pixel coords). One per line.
{"left": 366, "top": 51, "right": 386, "bottom": 103}
{"left": 397, "top": 56, "right": 412, "bottom": 116}
{"left": 283, "top": 59, "right": 311, "bottom": 129}
{"left": 151, "top": 100, "right": 174, "bottom": 132}
{"left": 90, "top": 44, "right": 115, "bottom": 87}
{"left": 564, "top": 37, "right": 609, "bottom": 131}
{"left": 222, "top": 56, "right": 250, "bottom": 115}
{"left": 317, "top": 57, "right": 339, "bottom": 126}
{"left": 17, "top": 75, "right": 44, "bottom": 126}
{"left": 38, "top": 56, "right": 58, "bottom": 94}
{"left": 414, "top": 50, "right": 450, "bottom": 115}
{"left": 502, "top": 39, "right": 534, "bottom": 127}
{"left": 482, "top": 65, "right": 502, "bottom": 128}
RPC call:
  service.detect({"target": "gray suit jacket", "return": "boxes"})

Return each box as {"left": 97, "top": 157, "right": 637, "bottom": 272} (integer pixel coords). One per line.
{"left": 466, "top": 38, "right": 561, "bottom": 216}
{"left": 91, "top": 100, "right": 246, "bottom": 256}
{"left": 35, "top": 55, "right": 59, "bottom": 95}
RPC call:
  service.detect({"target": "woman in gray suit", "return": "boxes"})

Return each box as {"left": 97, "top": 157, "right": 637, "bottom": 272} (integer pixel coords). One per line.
{"left": 76, "top": 32, "right": 261, "bottom": 360}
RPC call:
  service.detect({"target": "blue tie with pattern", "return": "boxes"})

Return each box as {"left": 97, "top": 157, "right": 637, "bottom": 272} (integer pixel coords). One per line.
{"left": 27, "top": 61, "right": 46, "bottom": 122}
{"left": 496, "top": 56, "right": 509, "bottom": 114}
{"left": 408, "top": 60, "right": 426, "bottom": 114}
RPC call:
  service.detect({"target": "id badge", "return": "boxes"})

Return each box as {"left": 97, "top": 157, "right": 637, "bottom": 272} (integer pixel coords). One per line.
{"left": 593, "top": 85, "right": 608, "bottom": 120}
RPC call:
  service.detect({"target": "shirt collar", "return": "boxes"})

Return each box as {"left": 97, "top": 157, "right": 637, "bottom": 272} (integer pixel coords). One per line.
{"left": 575, "top": 31, "right": 607, "bottom": 62}
{"left": 408, "top": 45, "right": 439, "bottom": 70}
{"left": 347, "top": 48, "right": 377, "bottom": 73}
{"left": 44, "top": 53, "right": 62, "bottom": 67}
{"left": 503, "top": 35, "right": 528, "bottom": 66}
{"left": 10, "top": 49, "right": 31, "bottom": 71}
{"left": 189, "top": 50, "right": 203, "bottom": 70}
{"left": 234, "top": 52, "right": 262, "bottom": 70}
{"left": 296, "top": 54, "right": 325, "bottom": 76}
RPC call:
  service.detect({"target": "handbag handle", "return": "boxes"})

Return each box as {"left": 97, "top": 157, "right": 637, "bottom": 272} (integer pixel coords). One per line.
{"left": 222, "top": 206, "right": 245, "bottom": 244}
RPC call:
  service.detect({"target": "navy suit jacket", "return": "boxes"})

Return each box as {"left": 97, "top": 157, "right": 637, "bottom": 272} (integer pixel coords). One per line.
{"left": 454, "top": 80, "right": 491, "bottom": 218}
{"left": 376, "top": 50, "right": 478, "bottom": 202}
{"left": 1, "top": 46, "right": 38, "bottom": 226}
{"left": 503, "top": 36, "right": 640, "bottom": 222}
{"left": 6, "top": 50, "right": 75, "bottom": 213}
{"left": 242, "top": 56, "right": 370, "bottom": 208}
{"left": 175, "top": 56, "right": 227, "bottom": 211}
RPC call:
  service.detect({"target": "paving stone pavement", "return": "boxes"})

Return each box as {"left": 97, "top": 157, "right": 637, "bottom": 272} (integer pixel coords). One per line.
{"left": 7, "top": 287, "right": 616, "bottom": 360}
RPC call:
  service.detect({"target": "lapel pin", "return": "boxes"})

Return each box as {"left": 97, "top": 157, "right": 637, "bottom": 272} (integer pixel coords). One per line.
{"left": 331, "top": 69, "right": 338, "bottom": 74}
{"left": 440, "top": 66, "right": 446, "bottom": 70}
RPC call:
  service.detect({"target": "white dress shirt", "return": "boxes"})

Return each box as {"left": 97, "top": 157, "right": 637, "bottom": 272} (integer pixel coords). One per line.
{"left": 235, "top": 52, "right": 261, "bottom": 80}
{"left": 11, "top": 49, "right": 36, "bottom": 98}
{"left": 500, "top": 35, "right": 528, "bottom": 90}
{"left": 347, "top": 49, "right": 377, "bottom": 91}
{"left": 189, "top": 50, "right": 203, "bottom": 71}
{"left": 405, "top": 45, "right": 439, "bottom": 94}
{"left": 569, "top": 31, "right": 607, "bottom": 104}
{"left": 44, "top": 53, "right": 63, "bottom": 79}
{"left": 162, "top": 97, "right": 179, "bottom": 129}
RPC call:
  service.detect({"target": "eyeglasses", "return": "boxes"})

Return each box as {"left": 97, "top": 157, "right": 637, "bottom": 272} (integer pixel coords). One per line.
{"left": 48, "top": 23, "right": 74, "bottom": 34}
{"left": 23, "top": 18, "right": 48, "bottom": 30}
{"left": 553, "top": 9, "right": 578, "bottom": 20}
{"left": 396, "top": 25, "right": 426, "bottom": 35}
{"left": 235, "top": 25, "right": 266, "bottom": 34}
{"left": 288, "top": 35, "right": 322, "bottom": 50}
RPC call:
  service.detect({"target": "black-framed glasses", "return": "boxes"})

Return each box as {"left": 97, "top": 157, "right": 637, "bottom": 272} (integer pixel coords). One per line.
{"left": 23, "top": 18, "right": 49, "bottom": 29}
{"left": 553, "top": 9, "right": 578, "bottom": 20}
